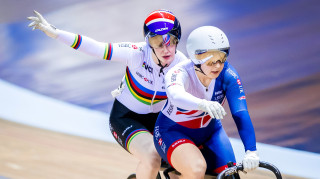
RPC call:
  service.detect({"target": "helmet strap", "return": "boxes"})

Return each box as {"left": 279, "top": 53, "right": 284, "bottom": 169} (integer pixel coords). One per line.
{"left": 152, "top": 48, "right": 168, "bottom": 77}
{"left": 195, "top": 64, "right": 206, "bottom": 76}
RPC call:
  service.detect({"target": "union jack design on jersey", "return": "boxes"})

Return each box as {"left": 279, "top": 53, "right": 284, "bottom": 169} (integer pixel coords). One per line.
{"left": 176, "top": 108, "right": 212, "bottom": 129}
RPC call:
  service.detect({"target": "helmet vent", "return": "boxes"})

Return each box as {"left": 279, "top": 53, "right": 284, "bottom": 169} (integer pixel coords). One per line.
{"left": 208, "top": 35, "right": 215, "bottom": 44}
{"left": 221, "top": 34, "right": 224, "bottom": 43}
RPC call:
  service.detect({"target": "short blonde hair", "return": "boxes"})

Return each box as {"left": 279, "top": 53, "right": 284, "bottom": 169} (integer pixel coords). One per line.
{"left": 148, "top": 34, "right": 178, "bottom": 48}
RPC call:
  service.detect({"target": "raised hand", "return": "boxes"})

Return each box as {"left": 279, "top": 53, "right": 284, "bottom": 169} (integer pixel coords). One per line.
{"left": 27, "top": 10, "right": 58, "bottom": 39}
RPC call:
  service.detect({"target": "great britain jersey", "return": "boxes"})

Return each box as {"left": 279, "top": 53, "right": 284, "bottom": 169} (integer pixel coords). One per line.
{"left": 56, "top": 30, "right": 187, "bottom": 114}
{"left": 162, "top": 60, "right": 256, "bottom": 150}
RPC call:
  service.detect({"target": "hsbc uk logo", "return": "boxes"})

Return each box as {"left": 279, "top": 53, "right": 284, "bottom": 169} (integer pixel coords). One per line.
{"left": 236, "top": 79, "right": 244, "bottom": 93}
{"left": 118, "top": 43, "right": 141, "bottom": 51}
{"left": 154, "top": 126, "right": 161, "bottom": 141}
{"left": 136, "top": 71, "right": 153, "bottom": 85}
{"left": 227, "top": 68, "right": 238, "bottom": 79}
{"left": 237, "top": 79, "right": 241, "bottom": 85}
{"left": 112, "top": 131, "right": 123, "bottom": 146}
{"left": 154, "top": 126, "right": 166, "bottom": 153}
{"left": 158, "top": 138, "right": 163, "bottom": 145}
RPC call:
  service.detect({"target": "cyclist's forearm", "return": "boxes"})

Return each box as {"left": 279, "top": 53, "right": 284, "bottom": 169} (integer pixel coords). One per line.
{"left": 232, "top": 111, "right": 257, "bottom": 151}
{"left": 56, "top": 29, "right": 108, "bottom": 60}
{"left": 167, "top": 84, "right": 202, "bottom": 110}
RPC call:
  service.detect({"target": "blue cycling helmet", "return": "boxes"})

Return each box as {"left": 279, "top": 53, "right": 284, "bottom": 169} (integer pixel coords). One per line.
{"left": 143, "top": 9, "right": 181, "bottom": 44}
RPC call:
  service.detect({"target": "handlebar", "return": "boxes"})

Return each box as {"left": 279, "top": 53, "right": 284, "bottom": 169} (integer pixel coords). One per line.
{"left": 162, "top": 161, "right": 282, "bottom": 179}
{"left": 217, "top": 161, "right": 282, "bottom": 179}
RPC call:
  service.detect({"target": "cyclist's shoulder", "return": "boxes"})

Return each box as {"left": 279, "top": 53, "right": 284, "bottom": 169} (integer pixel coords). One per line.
{"left": 169, "top": 59, "right": 193, "bottom": 74}
{"left": 222, "top": 61, "right": 240, "bottom": 80}
{"left": 115, "top": 42, "right": 149, "bottom": 65}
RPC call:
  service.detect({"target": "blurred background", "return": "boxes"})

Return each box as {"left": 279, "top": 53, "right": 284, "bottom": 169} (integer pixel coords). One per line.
{"left": 1, "top": 0, "right": 320, "bottom": 177}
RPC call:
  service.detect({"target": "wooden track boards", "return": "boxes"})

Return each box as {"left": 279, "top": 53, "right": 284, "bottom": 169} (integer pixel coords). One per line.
{"left": 0, "top": 119, "right": 304, "bottom": 179}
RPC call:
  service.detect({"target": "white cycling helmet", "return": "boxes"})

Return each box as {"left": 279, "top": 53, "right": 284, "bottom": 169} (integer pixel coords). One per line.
{"left": 186, "top": 26, "right": 230, "bottom": 65}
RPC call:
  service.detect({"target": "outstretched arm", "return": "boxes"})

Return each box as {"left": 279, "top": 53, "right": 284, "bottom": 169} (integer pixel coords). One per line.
{"left": 27, "top": 10, "right": 112, "bottom": 60}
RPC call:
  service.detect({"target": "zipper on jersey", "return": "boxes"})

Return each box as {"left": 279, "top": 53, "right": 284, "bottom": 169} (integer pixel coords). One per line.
{"left": 150, "top": 71, "right": 158, "bottom": 112}
{"left": 150, "top": 90, "right": 157, "bottom": 111}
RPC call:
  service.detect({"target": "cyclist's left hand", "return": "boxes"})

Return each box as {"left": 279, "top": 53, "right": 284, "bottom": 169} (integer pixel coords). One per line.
{"left": 243, "top": 150, "right": 259, "bottom": 172}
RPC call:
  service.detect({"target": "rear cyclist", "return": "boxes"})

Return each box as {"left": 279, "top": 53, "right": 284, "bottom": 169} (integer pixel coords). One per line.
{"left": 28, "top": 9, "right": 187, "bottom": 179}
{"left": 154, "top": 26, "right": 259, "bottom": 179}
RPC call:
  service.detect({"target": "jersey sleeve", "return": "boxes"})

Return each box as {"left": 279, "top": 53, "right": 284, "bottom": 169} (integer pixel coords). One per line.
{"left": 165, "top": 64, "right": 202, "bottom": 110}
{"left": 56, "top": 29, "right": 144, "bottom": 65}
{"left": 223, "top": 66, "right": 248, "bottom": 114}
{"left": 224, "top": 64, "right": 257, "bottom": 151}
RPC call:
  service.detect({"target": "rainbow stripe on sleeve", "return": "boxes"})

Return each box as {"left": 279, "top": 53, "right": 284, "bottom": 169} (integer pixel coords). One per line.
{"left": 125, "top": 67, "right": 167, "bottom": 105}
{"left": 71, "top": 34, "right": 82, "bottom": 49}
{"left": 103, "top": 43, "right": 113, "bottom": 60}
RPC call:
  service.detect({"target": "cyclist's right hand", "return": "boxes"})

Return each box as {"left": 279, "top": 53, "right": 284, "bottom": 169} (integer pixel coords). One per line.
{"left": 243, "top": 150, "right": 259, "bottom": 172}
{"left": 27, "top": 10, "right": 58, "bottom": 39}
{"left": 198, "top": 99, "right": 226, "bottom": 119}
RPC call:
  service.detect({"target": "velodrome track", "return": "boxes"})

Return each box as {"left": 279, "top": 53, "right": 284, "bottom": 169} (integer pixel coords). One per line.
{"left": 0, "top": 119, "right": 302, "bottom": 179}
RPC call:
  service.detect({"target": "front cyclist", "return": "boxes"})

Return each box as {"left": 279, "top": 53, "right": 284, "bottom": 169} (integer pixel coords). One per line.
{"left": 154, "top": 26, "right": 259, "bottom": 179}
{"left": 28, "top": 10, "right": 187, "bottom": 179}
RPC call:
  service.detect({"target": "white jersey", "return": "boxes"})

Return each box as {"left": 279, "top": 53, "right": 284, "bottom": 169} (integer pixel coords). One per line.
{"left": 162, "top": 60, "right": 248, "bottom": 129}
{"left": 56, "top": 30, "right": 187, "bottom": 114}
{"left": 162, "top": 60, "right": 212, "bottom": 128}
